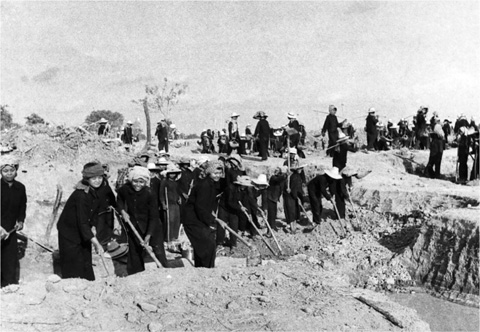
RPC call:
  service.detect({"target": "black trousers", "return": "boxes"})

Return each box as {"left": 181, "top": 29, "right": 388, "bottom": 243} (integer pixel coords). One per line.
{"left": 267, "top": 200, "right": 278, "bottom": 231}
{"left": 458, "top": 147, "right": 469, "bottom": 181}
{"left": 308, "top": 190, "right": 323, "bottom": 224}
{"left": 183, "top": 223, "right": 216, "bottom": 268}
{"left": 283, "top": 193, "right": 299, "bottom": 224}
{"left": 126, "top": 228, "right": 147, "bottom": 275}
{"left": 258, "top": 138, "right": 269, "bottom": 160}
{"left": 217, "top": 206, "right": 239, "bottom": 247}
{"left": 1, "top": 232, "right": 19, "bottom": 287}
{"left": 426, "top": 151, "right": 443, "bottom": 179}
{"left": 158, "top": 140, "right": 169, "bottom": 152}
{"left": 334, "top": 195, "right": 346, "bottom": 219}
{"left": 150, "top": 216, "right": 168, "bottom": 268}
{"left": 367, "top": 133, "right": 377, "bottom": 150}
{"left": 58, "top": 234, "right": 95, "bottom": 281}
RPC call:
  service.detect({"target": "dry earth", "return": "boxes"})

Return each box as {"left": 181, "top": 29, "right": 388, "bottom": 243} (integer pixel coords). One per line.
{"left": 1, "top": 125, "right": 479, "bottom": 332}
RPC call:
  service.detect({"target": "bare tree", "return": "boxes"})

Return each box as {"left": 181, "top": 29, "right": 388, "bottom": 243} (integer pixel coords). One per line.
{"left": 133, "top": 78, "right": 188, "bottom": 148}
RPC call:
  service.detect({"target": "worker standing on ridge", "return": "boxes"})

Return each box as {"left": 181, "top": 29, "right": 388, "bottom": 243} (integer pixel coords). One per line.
{"left": 322, "top": 105, "right": 340, "bottom": 157}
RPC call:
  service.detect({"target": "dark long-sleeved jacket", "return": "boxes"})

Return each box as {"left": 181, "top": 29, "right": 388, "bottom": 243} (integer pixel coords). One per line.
{"left": 117, "top": 183, "right": 158, "bottom": 237}
{"left": 178, "top": 168, "right": 195, "bottom": 201}
{"left": 123, "top": 126, "right": 133, "bottom": 144}
{"left": 366, "top": 115, "right": 378, "bottom": 135}
{"left": 322, "top": 114, "right": 339, "bottom": 136}
{"left": 219, "top": 183, "right": 242, "bottom": 214}
{"left": 283, "top": 172, "right": 305, "bottom": 202}
{"left": 182, "top": 177, "right": 218, "bottom": 228}
{"left": 254, "top": 119, "right": 270, "bottom": 140}
{"left": 57, "top": 182, "right": 99, "bottom": 244}
{"left": 159, "top": 178, "right": 181, "bottom": 209}
{"left": 307, "top": 174, "right": 332, "bottom": 201}
{"left": 155, "top": 124, "right": 169, "bottom": 143}
{"left": 267, "top": 173, "right": 287, "bottom": 202}
{"left": 1, "top": 179, "right": 27, "bottom": 231}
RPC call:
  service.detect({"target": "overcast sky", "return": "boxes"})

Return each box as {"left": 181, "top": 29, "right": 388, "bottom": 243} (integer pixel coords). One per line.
{"left": 1, "top": 1, "right": 479, "bottom": 133}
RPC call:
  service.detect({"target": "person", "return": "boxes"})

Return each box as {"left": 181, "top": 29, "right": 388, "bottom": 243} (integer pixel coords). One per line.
{"left": 207, "top": 129, "right": 216, "bottom": 153}
{"left": 182, "top": 161, "right": 224, "bottom": 268}
{"left": 159, "top": 164, "right": 182, "bottom": 242}
{"left": 415, "top": 106, "right": 429, "bottom": 150}
{"left": 470, "top": 129, "right": 479, "bottom": 181}
{"left": 322, "top": 105, "right": 340, "bottom": 157}
{"left": 340, "top": 119, "right": 355, "bottom": 139}
{"left": 266, "top": 167, "right": 287, "bottom": 232}
{"left": 117, "top": 166, "right": 163, "bottom": 275}
{"left": 218, "top": 130, "right": 228, "bottom": 154}
{"left": 454, "top": 114, "right": 469, "bottom": 134}
{"left": 225, "top": 154, "right": 246, "bottom": 185}
{"left": 307, "top": 169, "right": 332, "bottom": 225}
{"left": 376, "top": 122, "right": 392, "bottom": 151}
{"left": 245, "top": 125, "right": 253, "bottom": 152}
{"left": 1, "top": 155, "right": 27, "bottom": 287}
{"left": 217, "top": 174, "right": 244, "bottom": 250}
{"left": 425, "top": 117, "right": 445, "bottom": 179}
{"left": 147, "top": 162, "right": 168, "bottom": 266}
{"left": 442, "top": 119, "right": 452, "bottom": 146}
{"left": 332, "top": 131, "right": 351, "bottom": 170}
{"left": 324, "top": 166, "right": 349, "bottom": 220}
{"left": 282, "top": 163, "right": 305, "bottom": 234}
{"left": 228, "top": 113, "right": 245, "bottom": 155}
{"left": 198, "top": 129, "right": 209, "bottom": 153}
{"left": 365, "top": 108, "right": 378, "bottom": 151}
{"left": 97, "top": 118, "right": 108, "bottom": 136}
{"left": 398, "top": 118, "right": 408, "bottom": 137}
{"left": 57, "top": 162, "right": 105, "bottom": 281}
{"left": 94, "top": 163, "right": 118, "bottom": 249}
{"left": 123, "top": 121, "right": 134, "bottom": 145}
{"left": 155, "top": 120, "right": 169, "bottom": 153}
{"left": 456, "top": 127, "right": 470, "bottom": 183}
{"left": 254, "top": 111, "right": 270, "bottom": 161}
{"left": 285, "top": 112, "right": 304, "bottom": 158}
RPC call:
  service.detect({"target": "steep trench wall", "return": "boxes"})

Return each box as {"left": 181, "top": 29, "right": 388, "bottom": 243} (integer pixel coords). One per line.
{"left": 397, "top": 211, "right": 479, "bottom": 307}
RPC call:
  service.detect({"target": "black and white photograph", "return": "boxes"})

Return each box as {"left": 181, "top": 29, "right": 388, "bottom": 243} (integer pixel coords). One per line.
{"left": 1, "top": 1, "right": 479, "bottom": 331}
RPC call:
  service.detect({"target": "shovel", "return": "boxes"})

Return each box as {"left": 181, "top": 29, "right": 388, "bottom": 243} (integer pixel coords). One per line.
{"left": 239, "top": 202, "right": 278, "bottom": 256}
{"left": 117, "top": 211, "right": 163, "bottom": 269}
{"left": 165, "top": 187, "right": 170, "bottom": 243}
{"left": 17, "top": 231, "right": 54, "bottom": 252}
{"left": 346, "top": 187, "right": 361, "bottom": 231}
{"left": 330, "top": 199, "right": 348, "bottom": 237}
{"left": 297, "top": 198, "right": 314, "bottom": 226}
{"left": 214, "top": 216, "right": 262, "bottom": 266}
{"left": 257, "top": 208, "right": 283, "bottom": 255}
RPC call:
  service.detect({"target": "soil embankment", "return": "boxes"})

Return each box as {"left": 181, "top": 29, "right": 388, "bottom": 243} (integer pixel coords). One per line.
{"left": 1, "top": 126, "right": 479, "bottom": 331}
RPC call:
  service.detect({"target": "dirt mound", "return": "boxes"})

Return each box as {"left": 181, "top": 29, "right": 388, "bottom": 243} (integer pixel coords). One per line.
{"left": 3, "top": 129, "right": 480, "bottom": 330}
{"left": 1, "top": 258, "right": 429, "bottom": 332}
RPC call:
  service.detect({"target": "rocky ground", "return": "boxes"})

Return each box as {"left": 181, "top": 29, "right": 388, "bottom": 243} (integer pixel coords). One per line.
{"left": 1, "top": 125, "right": 479, "bottom": 331}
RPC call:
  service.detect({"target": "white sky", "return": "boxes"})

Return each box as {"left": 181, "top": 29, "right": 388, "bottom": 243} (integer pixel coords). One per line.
{"left": 1, "top": 1, "right": 479, "bottom": 133}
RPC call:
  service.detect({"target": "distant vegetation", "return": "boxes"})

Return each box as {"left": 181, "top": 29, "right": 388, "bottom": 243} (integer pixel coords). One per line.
{"left": 85, "top": 110, "right": 124, "bottom": 128}
{"left": 1, "top": 105, "right": 14, "bottom": 130}
{"left": 25, "top": 113, "right": 46, "bottom": 125}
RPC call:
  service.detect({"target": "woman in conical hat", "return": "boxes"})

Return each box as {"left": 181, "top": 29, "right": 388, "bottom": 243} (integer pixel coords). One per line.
{"left": 324, "top": 166, "right": 349, "bottom": 221}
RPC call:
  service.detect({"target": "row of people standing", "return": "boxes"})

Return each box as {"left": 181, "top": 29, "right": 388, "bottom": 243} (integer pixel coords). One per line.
{"left": 203, "top": 111, "right": 307, "bottom": 161}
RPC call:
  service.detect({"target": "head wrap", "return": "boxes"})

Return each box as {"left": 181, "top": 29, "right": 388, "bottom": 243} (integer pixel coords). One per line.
{"left": 128, "top": 166, "right": 150, "bottom": 183}
{"left": 204, "top": 160, "right": 224, "bottom": 176}
{"left": 82, "top": 163, "right": 104, "bottom": 179}
{"left": 0, "top": 154, "right": 20, "bottom": 171}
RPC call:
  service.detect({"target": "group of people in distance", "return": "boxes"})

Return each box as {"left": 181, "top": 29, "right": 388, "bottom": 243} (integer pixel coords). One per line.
{"left": 322, "top": 104, "right": 479, "bottom": 183}
{"left": 198, "top": 111, "right": 307, "bottom": 161}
